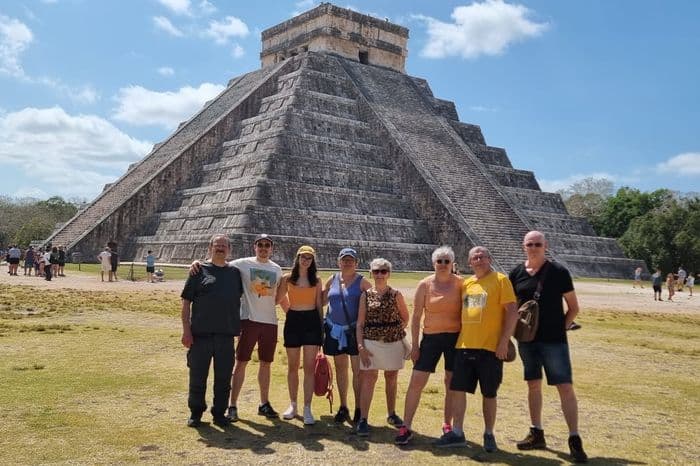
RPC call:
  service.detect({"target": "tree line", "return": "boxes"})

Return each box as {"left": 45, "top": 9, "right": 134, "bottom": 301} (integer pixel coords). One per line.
{"left": 0, "top": 196, "right": 81, "bottom": 247}
{"left": 559, "top": 178, "right": 699, "bottom": 273}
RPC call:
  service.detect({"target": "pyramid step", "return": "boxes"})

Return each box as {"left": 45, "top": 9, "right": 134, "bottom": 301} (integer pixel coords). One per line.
{"left": 502, "top": 187, "right": 567, "bottom": 214}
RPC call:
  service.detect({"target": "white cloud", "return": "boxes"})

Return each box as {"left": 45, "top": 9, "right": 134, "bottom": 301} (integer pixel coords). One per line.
{"left": 197, "top": 0, "right": 217, "bottom": 16}
{"left": 656, "top": 152, "right": 700, "bottom": 176}
{"left": 112, "top": 83, "right": 225, "bottom": 129}
{"left": 415, "top": 0, "right": 548, "bottom": 59}
{"left": 205, "top": 16, "right": 249, "bottom": 44}
{"left": 469, "top": 105, "right": 498, "bottom": 112}
{"left": 153, "top": 16, "right": 184, "bottom": 37}
{"left": 0, "top": 14, "right": 34, "bottom": 77}
{"left": 156, "top": 0, "right": 191, "bottom": 16}
{"left": 0, "top": 107, "right": 152, "bottom": 199}
{"left": 157, "top": 66, "right": 175, "bottom": 76}
{"left": 231, "top": 43, "right": 244, "bottom": 58}
{"left": 537, "top": 172, "right": 621, "bottom": 194}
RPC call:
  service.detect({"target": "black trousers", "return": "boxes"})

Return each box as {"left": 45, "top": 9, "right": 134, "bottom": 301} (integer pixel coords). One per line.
{"left": 187, "top": 334, "right": 235, "bottom": 418}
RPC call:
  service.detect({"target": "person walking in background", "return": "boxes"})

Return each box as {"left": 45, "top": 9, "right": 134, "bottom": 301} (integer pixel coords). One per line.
{"left": 276, "top": 245, "right": 323, "bottom": 425}
{"left": 146, "top": 250, "right": 156, "bottom": 283}
{"left": 181, "top": 234, "right": 243, "bottom": 428}
{"left": 57, "top": 246, "right": 66, "bottom": 277}
{"left": 42, "top": 248, "right": 52, "bottom": 281}
{"left": 50, "top": 246, "right": 59, "bottom": 278}
{"left": 651, "top": 268, "right": 663, "bottom": 300}
{"left": 36, "top": 247, "right": 44, "bottom": 277}
{"left": 686, "top": 273, "right": 695, "bottom": 297}
{"left": 23, "top": 246, "right": 35, "bottom": 276}
{"left": 633, "top": 267, "right": 643, "bottom": 288}
{"left": 355, "top": 258, "right": 409, "bottom": 437}
{"left": 510, "top": 231, "right": 588, "bottom": 463}
{"left": 396, "top": 246, "right": 462, "bottom": 446}
{"left": 438, "top": 246, "right": 518, "bottom": 453}
{"left": 676, "top": 266, "right": 687, "bottom": 292}
{"left": 110, "top": 248, "right": 120, "bottom": 282}
{"left": 7, "top": 245, "right": 20, "bottom": 276}
{"left": 322, "top": 247, "right": 372, "bottom": 426}
{"left": 666, "top": 273, "right": 675, "bottom": 301}
{"left": 97, "top": 246, "right": 111, "bottom": 282}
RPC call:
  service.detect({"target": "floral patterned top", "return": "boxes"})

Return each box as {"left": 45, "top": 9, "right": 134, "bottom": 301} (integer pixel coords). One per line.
{"left": 363, "top": 287, "right": 405, "bottom": 342}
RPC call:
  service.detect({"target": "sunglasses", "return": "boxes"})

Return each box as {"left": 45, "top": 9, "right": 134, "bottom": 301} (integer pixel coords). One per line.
{"left": 299, "top": 254, "right": 314, "bottom": 261}
{"left": 525, "top": 242, "right": 543, "bottom": 248}
{"left": 372, "top": 269, "right": 389, "bottom": 275}
{"left": 435, "top": 259, "right": 451, "bottom": 265}
{"left": 256, "top": 242, "right": 272, "bottom": 248}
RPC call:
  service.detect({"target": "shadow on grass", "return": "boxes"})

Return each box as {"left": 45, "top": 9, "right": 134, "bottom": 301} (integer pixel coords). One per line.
{"left": 549, "top": 447, "right": 646, "bottom": 465}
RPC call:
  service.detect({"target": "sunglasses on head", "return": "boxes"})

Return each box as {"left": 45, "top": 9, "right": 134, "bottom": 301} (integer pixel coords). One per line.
{"left": 372, "top": 269, "right": 389, "bottom": 275}
{"left": 435, "top": 259, "right": 451, "bottom": 265}
{"left": 525, "top": 242, "right": 543, "bottom": 248}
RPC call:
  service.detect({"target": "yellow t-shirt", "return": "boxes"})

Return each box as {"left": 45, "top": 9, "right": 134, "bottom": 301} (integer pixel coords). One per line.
{"left": 455, "top": 271, "right": 516, "bottom": 352}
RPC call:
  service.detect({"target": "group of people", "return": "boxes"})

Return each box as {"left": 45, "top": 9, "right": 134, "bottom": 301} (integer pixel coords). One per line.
{"left": 180, "top": 230, "right": 588, "bottom": 463}
{"left": 4, "top": 244, "right": 66, "bottom": 280}
{"left": 650, "top": 266, "right": 696, "bottom": 301}
{"left": 96, "top": 246, "right": 120, "bottom": 282}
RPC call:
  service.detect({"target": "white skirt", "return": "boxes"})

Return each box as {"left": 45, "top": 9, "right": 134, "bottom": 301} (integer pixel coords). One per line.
{"left": 361, "top": 339, "right": 405, "bottom": 371}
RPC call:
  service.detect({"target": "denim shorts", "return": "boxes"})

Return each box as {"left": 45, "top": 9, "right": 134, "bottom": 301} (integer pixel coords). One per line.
{"left": 518, "top": 341, "right": 573, "bottom": 385}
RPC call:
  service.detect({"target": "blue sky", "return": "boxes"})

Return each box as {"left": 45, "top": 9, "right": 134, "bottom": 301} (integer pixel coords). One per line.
{"left": 0, "top": 0, "right": 698, "bottom": 201}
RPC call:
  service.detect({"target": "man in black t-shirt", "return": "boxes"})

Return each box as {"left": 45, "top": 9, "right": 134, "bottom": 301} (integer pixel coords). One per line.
{"left": 509, "top": 231, "right": 588, "bottom": 463}
{"left": 181, "top": 234, "right": 243, "bottom": 428}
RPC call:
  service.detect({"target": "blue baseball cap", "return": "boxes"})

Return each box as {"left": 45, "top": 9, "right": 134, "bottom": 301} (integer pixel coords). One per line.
{"left": 338, "top": 247, "right": 358, "bottom": 259}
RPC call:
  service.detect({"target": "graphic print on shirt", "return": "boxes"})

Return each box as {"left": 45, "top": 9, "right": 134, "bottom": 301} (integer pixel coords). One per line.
{"left": 463, "top": 290, "right": 488, "bottom": 324}
{"left": 249, "top": 268, "right": 277, "bottom": 297}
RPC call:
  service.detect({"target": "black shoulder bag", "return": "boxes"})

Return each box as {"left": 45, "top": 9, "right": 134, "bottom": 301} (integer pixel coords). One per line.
{"left": 514, "top": 261, "right": 549, "bottom": 343}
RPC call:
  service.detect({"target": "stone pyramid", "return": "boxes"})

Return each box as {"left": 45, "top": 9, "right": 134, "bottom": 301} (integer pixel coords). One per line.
{"left": 45, "top": 3, "right": 644, "bottom": 277}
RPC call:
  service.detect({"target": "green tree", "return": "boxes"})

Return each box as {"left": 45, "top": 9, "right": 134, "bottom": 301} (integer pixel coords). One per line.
{"left": 596, "top": 187, "right": 672, "bottom": 238}
{"left": 559, "top": 177, "right": 614, "bottom": 234}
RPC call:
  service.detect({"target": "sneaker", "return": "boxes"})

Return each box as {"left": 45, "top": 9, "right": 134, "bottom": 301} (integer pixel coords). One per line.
{"left": 282, "top": 403, "right": 297, "bottom": 420}
{"left": 334, "top": 405, "right": 350, "bottom": 423}
{"left": 395, "top": 426, "right": 413, "bottom": 445}
{"left": 303, "top": 406, "right": 315, "bottom": 425}
{"left": 258, "top": 402, "right": 278, "bottom": 418}
{"left": 226, "top": 406, "right": 239, "bottom": 422}
{"left": 387, "top": 413, "right": 404, "bottom": 427}
{"left": 568, "top": 435, "right": 588, "bottom": 463}
{"left": 356, "top": 418, "right": 369, "bottom": 437}
{"left": 353, "top": 407, "right": 361, "bottom": 424}
{"left": 186, "top": 416, "right": 201, "bottom": 427}
{"left": 568, "top": 321, "right": 582, "bottom": 331}
{"left": 213, "top": 416, "right": 231, "bottom": 427}
{"left": 516, "top": 427, "right": 546, "bottom": 450}
{"left": 442, "top": 423, "right": 453, "bottom": 435}
{"left": 483, "top": 433, "right": 498, "bottom": 452}
{"left": 434, "top": 430, "right": 466, "bottom": 448}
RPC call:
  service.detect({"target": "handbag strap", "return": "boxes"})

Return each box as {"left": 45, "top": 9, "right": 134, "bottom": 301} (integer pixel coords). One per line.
{"left": 532, "top": 261, "right": 550, "bottom": 301}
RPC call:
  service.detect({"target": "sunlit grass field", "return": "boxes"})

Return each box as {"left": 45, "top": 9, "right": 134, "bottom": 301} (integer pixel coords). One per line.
{"left": 0, "top": 274, "right": 698, "bottom": 465}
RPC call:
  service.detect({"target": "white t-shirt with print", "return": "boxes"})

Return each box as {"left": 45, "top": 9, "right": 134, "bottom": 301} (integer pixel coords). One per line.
{"left": 230, "top": 257, "right": 282, "bottom": 324}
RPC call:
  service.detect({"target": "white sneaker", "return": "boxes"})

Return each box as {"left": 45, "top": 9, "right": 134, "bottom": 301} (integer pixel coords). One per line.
{"left": 282, "top": 403, "right": 297, "bottom": 420}
{"left": 303, "top": 405, "right": 315, "bottom": 425}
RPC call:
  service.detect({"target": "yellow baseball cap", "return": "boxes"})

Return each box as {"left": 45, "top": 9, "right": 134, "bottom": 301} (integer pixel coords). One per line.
{"left": 296, "top": 245, "right": 316, "bottom": 257}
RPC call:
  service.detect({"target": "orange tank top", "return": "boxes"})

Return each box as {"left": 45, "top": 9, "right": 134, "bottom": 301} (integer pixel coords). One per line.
{"left": 422, "top": 278, "right": 462, "bottom": 334}
{"left": 287, "top": 282, "right": 317, "bottom": 310}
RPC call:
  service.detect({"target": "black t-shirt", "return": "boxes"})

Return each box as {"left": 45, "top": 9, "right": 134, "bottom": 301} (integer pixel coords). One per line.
{"left": 181, "top": 263, "right": 243, "bottom": 336}
{"left": 509, "top": 261, "right": 574, "bottom": 343}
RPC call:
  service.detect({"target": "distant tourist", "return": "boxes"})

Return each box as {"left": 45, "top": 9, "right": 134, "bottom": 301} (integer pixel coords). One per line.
{"left": 275, "top": 245, "right": 323, "bottom": 425}
{"left": 676, "top": 266, "right": 687, "bottom": 292}
{"left": 50, "top": 246, "right": 60, "bottom": 278}
{"left": 97, "top": 246, "right": 111, "bottom": 282}
{"left": 396, "top": 246, "right": 462, "bottom": 446}
{"left": 509, "top": 231, "right": 588, "bottom": 463}
{"left": 36, "top": 247, "right": 44, "bottom": 276}
{"left": 666, "top": 273, "right": 676, "bottom": 301}
{"left": 24, "top": 246, "right": 35, "bottom": 276}
{"left": 181, "top": 234, "right": 243, "bottom": 428}
{"left": 439, "top": 246, "right": 518, "bottom": 453}
{"left": 57, "top": 246, "right": 66, "bottom": 277}
{"left": 685, "top": 273, "right": 695, "bottom": 297}
{"left": 355, "top": 258, "right": 409, "bottom": 437}
{"left": 651, "top": 268, "right": 663, "bottom": 301}
{"left": 154, "top": 268, "right": 165, "bottom": 281}
{"left": 110, "top": 248, "right": 120, "bottom": 282}
{"left": 322, "top": 247, "right": 372, "bottom": 426}
{"left": 145, "top": 250, "right": 156, "bottom": 283}
{"left": 7, "top": 245, "right": 21, "bottom": 276}
{"left": 42, "top": 248, "right": 53, "bottom": 281}
{"left": 633, "top": 266, "right": 643, "bottom": 288}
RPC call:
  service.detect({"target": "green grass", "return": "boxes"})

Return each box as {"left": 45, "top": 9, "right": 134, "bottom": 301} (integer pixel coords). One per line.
{"left": 0, "top": 282, "right": 698, "bottom": 465}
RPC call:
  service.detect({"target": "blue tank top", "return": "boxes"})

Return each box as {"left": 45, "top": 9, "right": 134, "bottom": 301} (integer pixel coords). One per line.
{"left": 327, "top": 273, "right": 363, "bottom": 325}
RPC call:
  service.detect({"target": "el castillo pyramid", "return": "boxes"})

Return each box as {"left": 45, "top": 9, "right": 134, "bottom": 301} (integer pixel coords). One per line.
{"left": 45, "top": 3, "right": 644, "bottom": 277}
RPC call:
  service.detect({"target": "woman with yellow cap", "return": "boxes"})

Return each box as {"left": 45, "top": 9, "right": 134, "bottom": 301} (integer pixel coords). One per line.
{"left": 276, "top": 245, "right": 323, "bottom": 425}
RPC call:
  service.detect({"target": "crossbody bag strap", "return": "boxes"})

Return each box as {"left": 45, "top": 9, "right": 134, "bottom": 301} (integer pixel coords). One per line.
{"left": 532, "top": 261, "right": 550, "bottom": 301}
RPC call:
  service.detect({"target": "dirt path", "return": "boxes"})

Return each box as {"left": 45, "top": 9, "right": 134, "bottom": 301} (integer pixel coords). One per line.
{"left": 1, "top": 268, "right": 698, "bottom": 314}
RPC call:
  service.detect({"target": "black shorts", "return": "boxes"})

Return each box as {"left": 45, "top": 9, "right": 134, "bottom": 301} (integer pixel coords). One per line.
{"left": 413, "top": 332, "right": 459, "bottom": 373}
{"left": 284, "top": 310, "right": 323, "bottom": 348}
{"left": 653, "top": 284, "right": 662, "bottom": 293}
{"left": 58, "top": 261, "right": 65, "bottom": 266}
{"left": 450, "top": 349, "right": 503, "bottom": 398}
{"left": 146, "top": 266, "right": 155, "bottom": 273}
{"left": 111, "top": 264, "right": 118, "bottom": 272}
{"left": 8, "top": 258, "right": 20, "bottom": 265}
{"left": 322, "top": 322, "right": 359, "bottom": 356}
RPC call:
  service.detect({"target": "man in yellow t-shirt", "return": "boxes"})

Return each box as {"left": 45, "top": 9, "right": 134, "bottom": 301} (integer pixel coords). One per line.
{"left": 435, "top": 246, "right": 518, "bottom": 453}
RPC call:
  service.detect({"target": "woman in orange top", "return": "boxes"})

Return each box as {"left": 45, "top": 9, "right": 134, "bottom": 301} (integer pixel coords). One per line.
{"left": 276, "top": 245, "right": 323, "bottom": 425}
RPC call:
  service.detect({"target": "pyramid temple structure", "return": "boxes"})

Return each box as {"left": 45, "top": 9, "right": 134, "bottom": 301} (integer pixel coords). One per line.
{"left": 45, "top": 3, "right": 644, "bottom": 277}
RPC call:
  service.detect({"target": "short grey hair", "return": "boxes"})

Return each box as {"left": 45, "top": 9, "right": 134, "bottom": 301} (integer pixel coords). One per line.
{"left": 369, "top": 257, "right": 392, "bottom": 272}
{"left": 431, "top": 246, "right": 455, "bottom": 263}
{"left": 208, "top": 234, "right": 230, "bottom": 248}
{"left": 468, "top": 246, "right": 491, "bottom": 261}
